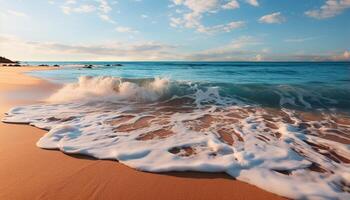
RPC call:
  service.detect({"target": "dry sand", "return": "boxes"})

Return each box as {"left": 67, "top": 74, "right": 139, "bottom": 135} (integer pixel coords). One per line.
{"left": 0, "top": 66, "right": 284, "bottom": 200}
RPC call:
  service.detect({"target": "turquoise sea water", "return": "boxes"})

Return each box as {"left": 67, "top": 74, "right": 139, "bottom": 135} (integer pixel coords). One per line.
{"left": 27, "top": 61, "right": 350, "bottom": 111}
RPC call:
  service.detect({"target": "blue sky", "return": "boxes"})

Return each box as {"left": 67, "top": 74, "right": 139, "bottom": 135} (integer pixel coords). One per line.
{"left": 0, "top": 0, "right": 349, "bottom": 61}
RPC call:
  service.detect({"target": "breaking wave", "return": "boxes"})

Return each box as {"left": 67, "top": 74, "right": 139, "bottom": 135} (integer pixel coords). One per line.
{"left": 47, "top": 76, "right": 170, "bottom": 103}
{"left": 46, "top": 76, "right": 350, "bottom": 110}
{"left": 3, "top": 76, "right": 350, "bottom": 199}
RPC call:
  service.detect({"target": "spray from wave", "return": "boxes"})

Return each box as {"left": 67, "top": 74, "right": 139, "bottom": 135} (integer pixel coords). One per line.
{"left": 47, "top": 76, "right": 170, "bottom": 103}
{"left": 3, "top": 76, "right": 350, "bottom": 199}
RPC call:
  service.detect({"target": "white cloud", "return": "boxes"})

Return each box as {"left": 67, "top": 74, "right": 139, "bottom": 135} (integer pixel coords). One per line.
{"left": 175, "top": 9, "right": 183, "bottom": 13}
{"left": 98, "top": 0, "right": 112, "bottom": 14}
{"left": 245, "top": 0, "right": 259, "bottom": 7}
{"left": 170, "top": 17, "right": 182, "bottom": 27}
{"left": 141, "top": 14, "right": 148, "bottom": 18}
{"left": 7, "top": 10, "right": 27, "bottom": 17}
{"left": 222, "top": 0, "right": 240, "bottom": 10}
{"left": 115, "top": 26, "right": 139, "bottom": 34}
{"left": 59, "top": 0, "right": 116, "bottom": 24}
{"left": 285, "top": 36, "right": 319, "bottom": 43}
{"left": 230, "top": 35, "right": 261, "bottom": 48}
{"left": 65, "top": 0, "right": 76, "bottom": 5}
{"left": 185, "top": 36, "right": 263, "bottom": 60}
{"left": 182, "top": 12, "right": 201, "bottom": 28}
{"left": 332, "top": 50, "right": 350, "bottom": 60}
{"left": 184, "top": 37, "right": 348, "bottom": 61}
{"left": 169, "top": 0, "right": 246, "bottom": 33}
{"left": 188, "top": 49, "right": 350, "bottom": 61}
{"left": 0, "top": 34, "right": 178, "bottom": 61}
{"left": 255, "top": 54, "right": 263, "bottom": 61}
{"left": 61, "top": 5, "right": 71, "bottom": 14}
{"left": 259, "top": 12, "right": 285, "bottom": 24}
{"left": 97, "top": 0, "right": 115, "bottom": 23}
{"left": 61, "top": 4, "right": 96, "bottom": 14}
{"left": 173, "top": 0, "right": 183, "bottom": 5}
{"left": 179, "top": 0, "right": 220, "bottom": 14}
{"left": 74, "top": 4, "right": 96, "bottom": 13}
{"left": 261, "top": 50, "right": 350, "bottom": 61}
{"left": 197, "top": 21, "right": 245, "bottom": 34}
{"left": 99, "top": 14, "right": 116, "bottom": 24}
{"left": 213, "top": 36, "right": 261, "bottom": 51}
{"left": 1, "top": 34, "right": 348, "bottom": 62}
{"left": 261, "top": 48, "right": 270, "bottom": 53}
{"left": 305, "top": 0, "right": 350, "bottom": 19}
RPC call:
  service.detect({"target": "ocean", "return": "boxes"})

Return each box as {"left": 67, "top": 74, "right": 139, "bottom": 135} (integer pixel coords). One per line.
{"left": 25, "top": 61, "right": 350, "bottom": 109}
{"left": 3, "top": 62, "right": 350, "bottom": 199}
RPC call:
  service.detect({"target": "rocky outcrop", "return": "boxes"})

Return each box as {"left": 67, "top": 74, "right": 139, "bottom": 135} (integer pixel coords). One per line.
{"left": 0, "top": 56, "right": 17, "bottom": 63}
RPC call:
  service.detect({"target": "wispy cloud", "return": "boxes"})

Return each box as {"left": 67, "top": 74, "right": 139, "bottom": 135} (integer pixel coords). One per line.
{"left": 184, "top": 35, "right": 350, "bottom": 61}
{"left": 0, "top": 34, "right": 179, "bottom": 61}
{"left": 245, "top": 0, "right": 259, "bottom": 7}
{"left": 6, "top": 10, "right": 28, "bottom": 17}
{"left": 1, "top": 34, "right": 349, "bottom": 62}
{"left": 197, "top": 21, "right": 245, "bottom": 34}
{"left": 98, "top": 0, "right": 112, "bottom": 14}
{"left": 284, "top": 36, "right": 320, "bottom": 43}
{"left": 185, "top": 36, "right": 263, "bottom": 61}
{"left": 332, "top": 50, "right": 350, "bottom": 60}
{"left": 305, "top": 0, "right": 350, "bottom": 19}
{"left": 115, "top": 26, "right": 139, "bottom": 34}
{"left": 65, "top": 0, "right": 77, "bottom": 4}
{"left": 61, "top": 4, "right": 96, "bottom": 14}
{"left": 264, "top": 51, "right": 350, "bottom": 61}
{"left": 59, "top": 0, "right": 116, "bottom": 24}
{"left": 222, "top": 0, "right": 240, "bottom": 10}
{"left": 99, "top": 14, "right": 116, "bottom": 24}
{"left": 259, "top": 12, "right": 285, "bottom": 24}
{"left": 169, "top": 0, "right": 247, "bottom": 34}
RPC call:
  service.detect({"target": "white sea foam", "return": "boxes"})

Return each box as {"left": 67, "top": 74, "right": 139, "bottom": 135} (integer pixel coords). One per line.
{"left": 3, "top": 76, "right": 350, "bottom": 199}
{"left": 47, "top": 76, "right": 169, "bottom": 103}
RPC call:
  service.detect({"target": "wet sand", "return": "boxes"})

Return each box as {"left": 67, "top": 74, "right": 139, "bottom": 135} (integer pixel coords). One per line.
{"left": 0, "top": 66, "right": 284, "bottom": 200}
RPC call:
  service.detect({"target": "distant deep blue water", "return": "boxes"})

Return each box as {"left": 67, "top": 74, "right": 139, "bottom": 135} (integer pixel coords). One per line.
{"left": 26, "top": 61, "right": 350, "bottom": 110}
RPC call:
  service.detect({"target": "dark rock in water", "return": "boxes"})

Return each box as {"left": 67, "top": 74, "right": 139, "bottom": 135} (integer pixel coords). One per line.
{"left": 5, "top": 64, "right": 21, "bottom": 67}
{"left": 113, "top": 64, "right": 123, "bottom": 66}
{"left": 83, "top": 64, "right": 94, "bottom": 69}
{"left": 106, "top": 64, "right": 111, "bottom": 66}
{"left": 38, "top": 64, "right": 49, "bottom": 66}
{"left": 53, "top": 64, "right": 60, "bottom": 67}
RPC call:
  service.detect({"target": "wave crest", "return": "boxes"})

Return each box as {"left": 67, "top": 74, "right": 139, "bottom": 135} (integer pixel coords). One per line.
{"left": 47, "top": 76, "right": 170, "bottom": 103}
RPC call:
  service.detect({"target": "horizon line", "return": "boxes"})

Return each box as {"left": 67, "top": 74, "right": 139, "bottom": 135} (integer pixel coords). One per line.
{"left": 21, "top": 60, "right": 350, "bottom": 63}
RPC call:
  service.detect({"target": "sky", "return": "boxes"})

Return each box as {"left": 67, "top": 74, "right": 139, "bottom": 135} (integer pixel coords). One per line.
{"left": 0, "top": 0, "right": 349, "bottom": 61}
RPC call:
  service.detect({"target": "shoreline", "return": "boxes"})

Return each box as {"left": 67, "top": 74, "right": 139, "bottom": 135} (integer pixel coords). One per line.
{"left": 0, "top": 66, "right": 284, "bottom": 200}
